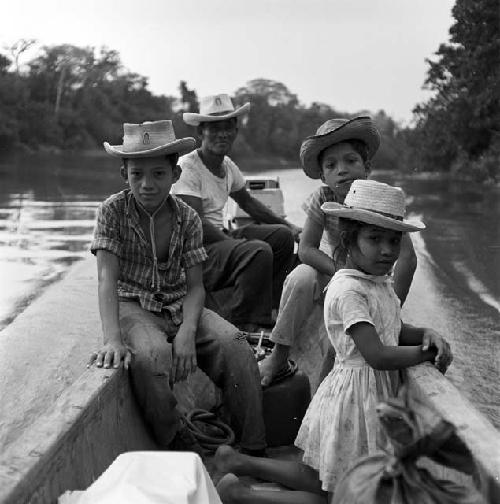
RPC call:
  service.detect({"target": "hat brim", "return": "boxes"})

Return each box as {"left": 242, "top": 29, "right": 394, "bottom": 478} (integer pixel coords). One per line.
{"left": 300, "top": 117, "right": 381, "bottom": 179}
{"left": 183, "top": 102, "right": 251, "bottom": 126}
{"left": 321, "top": 202, "right": 425, "bottom": 232}
{"left": 103, "top": 138, "right": 196, "bottom": 158}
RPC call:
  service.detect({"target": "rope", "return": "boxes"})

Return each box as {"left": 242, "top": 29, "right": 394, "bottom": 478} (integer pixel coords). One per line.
{"left": 184, "top": 409, "right": 235, "bottom": 453}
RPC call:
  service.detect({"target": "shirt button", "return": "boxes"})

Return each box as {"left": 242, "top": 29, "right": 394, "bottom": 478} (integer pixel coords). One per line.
{"left": 154, "top": 293, "right": 163, "bottom": 301}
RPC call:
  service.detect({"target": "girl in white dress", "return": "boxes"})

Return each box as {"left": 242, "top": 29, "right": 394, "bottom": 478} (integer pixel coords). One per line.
{"left": 215, "top": 179, "right": 453, "bottom": 504}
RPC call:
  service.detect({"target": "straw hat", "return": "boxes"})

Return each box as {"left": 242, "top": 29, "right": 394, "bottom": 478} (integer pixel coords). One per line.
{"left": 321, "top": 179, "right": 425, "bottom": 232}
{"left": 300, "top": 116, "right": 380, "bottom": 179}
{"left": 183, "top": 94, "right": 251, "bottom": 127}
{"left": 104, "top": 120, "right": 195, "bottom": 158}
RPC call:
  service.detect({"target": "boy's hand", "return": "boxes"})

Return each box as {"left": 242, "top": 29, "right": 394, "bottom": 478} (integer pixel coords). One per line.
{"left": 88, "top": 342, "right": 132, "bottom": 370}
{"left": 422, "top": 329, "right": 453, "bottom": 374}
{"left": 171, "top": 327, "right": 197, "bottom": 385}
{"left": 288, "top": 223, "right": 302, "bottom": 243}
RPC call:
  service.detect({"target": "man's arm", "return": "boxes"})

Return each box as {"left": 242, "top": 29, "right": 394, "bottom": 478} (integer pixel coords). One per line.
{"left": 171, "top": 263, "right": 205, "bottom": 383}
{"left": 393, "top": 234, "right": 417, "bottom": 305}
{"left": 298, "top": 214, "right": 336, "bottom": 276}
{"left": 90, "top": 250, "right": 131, "bottom": 369}
{"left": 176, "top": 194, "right": 230, "bottom": 244}
{"left": 231, "top": 187, "right": 301, "bottom": 241}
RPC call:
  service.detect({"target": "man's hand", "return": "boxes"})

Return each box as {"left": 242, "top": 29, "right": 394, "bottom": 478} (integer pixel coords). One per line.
{"left": 171, "top": 326, "right": 197, "bottom": 385}
{"left": 422, "top": 329, "right": 453, "bottom": 374}
{"left": 88, "top": 342, "right": 132, "bottom": 370}
{"left": 288, "top": 222, "right": 302, "bottom": 243}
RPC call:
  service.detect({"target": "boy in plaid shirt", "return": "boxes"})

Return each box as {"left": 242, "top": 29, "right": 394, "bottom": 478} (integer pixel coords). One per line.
{"left": 89, "top": 120, "right": 266, "bottom": 454}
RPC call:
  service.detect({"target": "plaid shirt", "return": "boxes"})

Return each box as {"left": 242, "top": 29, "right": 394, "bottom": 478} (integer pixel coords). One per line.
{"left": 91, "top": 190, "right": 207, "bottom": 325}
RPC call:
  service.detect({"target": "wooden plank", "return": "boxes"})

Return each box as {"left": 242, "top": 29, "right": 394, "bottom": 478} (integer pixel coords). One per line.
{"left": 0, "top": 368, "right": 156, "bottom": 504}
{"left": 407, "top": 364, "right": 500, "bottom": 502}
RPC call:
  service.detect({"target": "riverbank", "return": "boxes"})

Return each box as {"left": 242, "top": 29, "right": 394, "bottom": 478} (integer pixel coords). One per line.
{"left": 3, "top": 149, "right": 499, "bottom": 184}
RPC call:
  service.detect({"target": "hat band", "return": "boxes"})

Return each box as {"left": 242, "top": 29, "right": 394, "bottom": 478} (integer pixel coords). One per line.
{"left": 347, "top": 206, "right": 404, "bottom": 221}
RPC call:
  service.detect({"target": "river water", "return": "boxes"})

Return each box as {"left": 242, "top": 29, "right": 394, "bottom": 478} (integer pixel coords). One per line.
{"left": 1, "top": 154, "right": 499, "bottom": 428}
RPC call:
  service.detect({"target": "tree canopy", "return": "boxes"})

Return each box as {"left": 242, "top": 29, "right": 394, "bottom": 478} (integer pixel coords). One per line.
{"left": 1, "top": 2, "right": 498, "bottom": 183}
{"left": 0, "top": 45, "right": 403, "bottom": 170}
{"left": 401, "top": 0, "right": 499, "bottom": 181}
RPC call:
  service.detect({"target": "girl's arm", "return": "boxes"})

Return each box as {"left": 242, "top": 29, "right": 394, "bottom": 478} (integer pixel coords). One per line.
{"left": 398, "top": 323, "right": 425, "bottom": 345}
{"left": 298, "top": 214, "right": 336, "bottom": 276}
{"left": 399, "top": 323, "right": 453, "bottom": 373}
{"left": 349, "top": 322, "right": 436, "bottom": 371}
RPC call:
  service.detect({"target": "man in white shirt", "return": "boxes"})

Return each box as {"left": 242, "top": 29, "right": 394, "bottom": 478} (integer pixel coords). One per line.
{"left": 172, "top": 94, "right": 301, "bottom": 332}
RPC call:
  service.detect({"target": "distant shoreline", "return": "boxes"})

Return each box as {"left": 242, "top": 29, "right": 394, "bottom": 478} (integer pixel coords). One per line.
{"left": 1, "top": 149, "right": 498, "bottom": 185}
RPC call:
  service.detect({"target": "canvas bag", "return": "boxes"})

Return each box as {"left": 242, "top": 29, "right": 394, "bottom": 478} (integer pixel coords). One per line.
{"left": 332, "top": 387, "right": 485, "bottom": 504}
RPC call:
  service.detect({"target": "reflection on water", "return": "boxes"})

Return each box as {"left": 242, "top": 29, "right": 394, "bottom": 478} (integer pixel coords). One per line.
{"left": 378, "top": 172, "right": 500, "bottom": 314}
{"left": 0, "top": 153, "right": 123, "bottom": 329}
{"left": 0, "top": 155, "right": 499, "bottom": 428}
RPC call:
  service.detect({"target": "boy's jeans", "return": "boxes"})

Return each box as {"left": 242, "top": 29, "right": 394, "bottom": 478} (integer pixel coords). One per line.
{"left": 119, "top": 301, "right": 266, "bottom": 451}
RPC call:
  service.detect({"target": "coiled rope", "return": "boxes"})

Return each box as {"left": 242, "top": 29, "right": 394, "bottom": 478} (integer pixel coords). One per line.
{"left": 184, "top": 408, "right": 235, "bottom": 453}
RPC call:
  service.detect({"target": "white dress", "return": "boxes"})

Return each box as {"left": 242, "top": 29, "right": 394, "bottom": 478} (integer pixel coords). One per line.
{"left": 295, "top": 269, "right": 402, "bottom": 492}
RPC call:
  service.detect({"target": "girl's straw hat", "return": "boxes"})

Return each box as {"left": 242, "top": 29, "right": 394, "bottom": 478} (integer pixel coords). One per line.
{"left": 183, "top": 94, "right": 250, "bottom": 127}
{"left": 321, "top": 179, "right": 425, "bottom": 232}
{"left": 300, "top": 116, "right": 380, "bottom": 179}
{"left": 104, "top": 120, "right": 195, "bottom": 158}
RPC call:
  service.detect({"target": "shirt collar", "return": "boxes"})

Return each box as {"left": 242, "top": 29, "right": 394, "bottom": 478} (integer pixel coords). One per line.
{"left": 336, "top": 268, "right": 392, "bottom": 284}
{"left": 125, "top": 190, "right": 181, "bottom": 223}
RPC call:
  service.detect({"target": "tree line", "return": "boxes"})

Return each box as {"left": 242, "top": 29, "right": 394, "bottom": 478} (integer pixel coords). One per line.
{"left": 1, "top": 0, "right": 498, "bottom": 181}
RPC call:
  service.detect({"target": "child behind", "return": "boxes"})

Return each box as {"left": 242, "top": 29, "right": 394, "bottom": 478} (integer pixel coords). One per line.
{"left": 259, "top": 117, "right": 418, "bottom": 387}
{"left": 215, "top": 179, "right": 453, "bottom": 503}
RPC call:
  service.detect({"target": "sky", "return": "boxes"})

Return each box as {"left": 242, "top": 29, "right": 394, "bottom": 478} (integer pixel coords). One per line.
{"left": 1, "top": 0, "right": 455, "bottom": 124}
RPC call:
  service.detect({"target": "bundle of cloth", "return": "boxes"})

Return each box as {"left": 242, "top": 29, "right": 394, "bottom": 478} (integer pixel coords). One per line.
{"left": 332, "top": 385, "right": 486, "bottom": 504}
{"left": 58, "top": 451, "right": 222, "bottom": 504}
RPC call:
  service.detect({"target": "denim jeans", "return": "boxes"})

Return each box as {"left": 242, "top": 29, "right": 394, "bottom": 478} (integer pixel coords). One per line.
{"left": 119, "top": 301, "right": 266, "bottom": 451}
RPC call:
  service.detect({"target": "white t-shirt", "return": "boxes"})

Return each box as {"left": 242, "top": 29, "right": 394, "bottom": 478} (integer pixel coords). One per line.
{"left": 172, "top": 150, "right": 246, "bottom": 229}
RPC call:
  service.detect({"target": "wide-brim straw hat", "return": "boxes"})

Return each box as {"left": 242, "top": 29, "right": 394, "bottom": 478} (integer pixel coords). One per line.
{"left": 183, "top": 93, "right": 250, "bottom": 127}
{"left": 321, "top": 179, "right": 425, "bottom": 232}
{"left": 300, "top": 116, "right": 381, "bottom": 179}
{"left": 104, "top": 120, "right": 195, "bottom": 158}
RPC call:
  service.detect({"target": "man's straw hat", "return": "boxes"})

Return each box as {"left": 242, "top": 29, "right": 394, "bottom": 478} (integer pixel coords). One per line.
{"left": 300, "top": 116, "right": 380, "bottom": 179}
{"left": 104, "top": 120, "right": 195, "bottom": 158}
{"left": 183, "top": 94, "right": 250, "bottom": 127}
{"left": 321, "top": 179, "right": 425, "bottom": 232}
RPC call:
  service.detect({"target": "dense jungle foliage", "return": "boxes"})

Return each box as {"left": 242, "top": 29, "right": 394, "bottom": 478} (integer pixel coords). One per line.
{"left": 0, "top": 0, "right": 498, "bottom": 181}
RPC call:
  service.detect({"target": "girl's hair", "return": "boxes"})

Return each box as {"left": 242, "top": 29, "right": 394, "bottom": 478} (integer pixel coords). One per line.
{"left": 332, "top": 217, "right": 363, "bottom": 269}
{"left": 120, "top": 153, "right": 179, "bottom": 179}
{"left": 318, "top": 138, "right": 370, "bottom": 168}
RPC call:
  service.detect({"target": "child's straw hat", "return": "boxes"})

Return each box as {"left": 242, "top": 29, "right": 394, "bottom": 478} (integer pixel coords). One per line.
{"left": 104, "top": 120, "right": 195, "bottom": 158}
{"left": 183, "top": 94, "right": 250, "bottom": 127}
{"left": 300, "top": 116, "right": 380, "bottom": 179}
{"left": 321, "top": 179, "right": 425, "bottom": 232}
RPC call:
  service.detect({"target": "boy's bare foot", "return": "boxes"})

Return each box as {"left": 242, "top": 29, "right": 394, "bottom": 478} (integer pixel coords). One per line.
{"left": 258, "top": 344, "right": 290, "bottom": 387}
{"left": 214, "top": 445, "right": 245, "bottom": 476}
{"left": 216, "top": 473, "right": 250, "bottom": 503}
